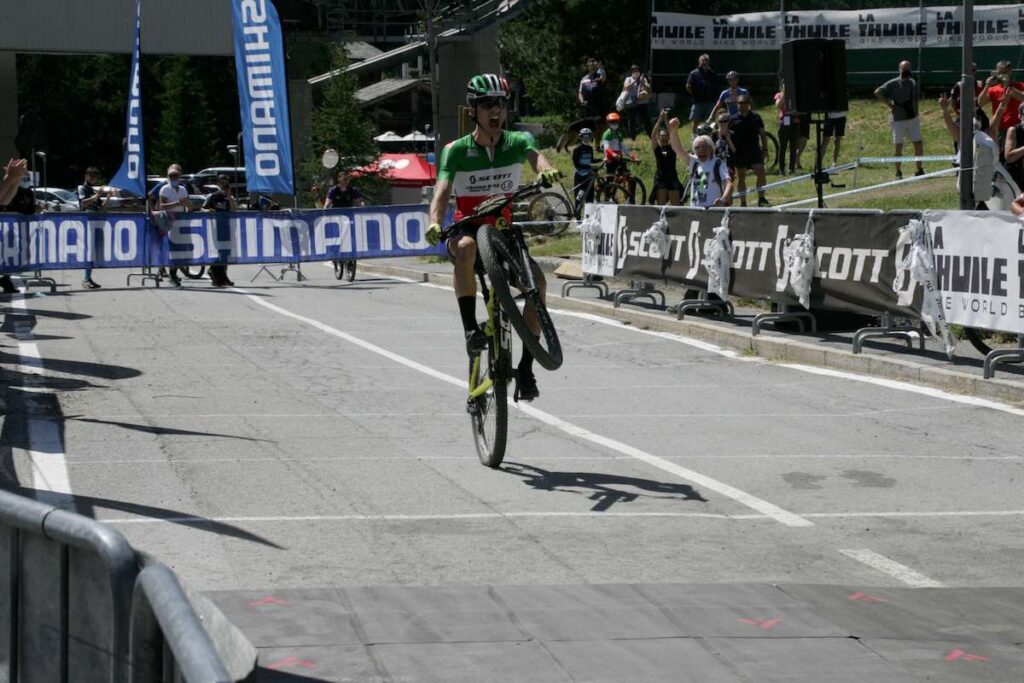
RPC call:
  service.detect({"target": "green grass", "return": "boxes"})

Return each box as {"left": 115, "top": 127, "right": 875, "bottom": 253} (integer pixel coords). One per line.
{"left": 523, "top": 95, "right": 962, "bottom": 213}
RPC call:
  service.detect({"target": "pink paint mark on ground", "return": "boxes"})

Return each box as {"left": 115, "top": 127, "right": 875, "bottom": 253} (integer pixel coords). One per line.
{"left": 848, "top": 592, "right": 886, "bottom": 603}
{"left": 738, "top": 617, "right": 782, "bottom": 630}
{"left": 266, "top": 655, "right": 316, "bottom": 670}
{"left": 248, "top": 595, "right": 292, "bottom": 608}
{"left": 945, "top": 649, "right": 991, "bottom": 662}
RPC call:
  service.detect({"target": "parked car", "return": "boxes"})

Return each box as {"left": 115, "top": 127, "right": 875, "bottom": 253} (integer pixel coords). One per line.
{"left": 188, "top": 167, "right": 247, "bottom": 198}
{"left": 33, "top": 187, "right": 79, "bottom": 212}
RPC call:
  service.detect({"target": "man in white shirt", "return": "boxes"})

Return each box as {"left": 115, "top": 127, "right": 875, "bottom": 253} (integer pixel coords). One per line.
{"left": 686, "top": 135, "right": 733, "bottom": 208}
{"left": 158, "top": 164, "right": 190, "bottom": 287}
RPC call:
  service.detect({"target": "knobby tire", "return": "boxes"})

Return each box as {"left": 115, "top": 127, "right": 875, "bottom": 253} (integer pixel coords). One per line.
{"left": 180, "top": 265, "right": 206, "bottom": 280}
{"left": 476, "top": 226, "right": 563, "bottom": 371}
{"left": 470, "top": 324, "right": 508, "bottom": 468}
{"left": 526, "top": 192, "right": 573, "bottom": 236}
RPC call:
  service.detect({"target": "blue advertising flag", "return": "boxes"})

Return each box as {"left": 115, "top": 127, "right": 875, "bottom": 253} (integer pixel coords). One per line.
{"left": 108, "top": 0, "right": 146, "bottom": 198}
{"left": 232, "top": 0, "right": 295, "bottom": 196}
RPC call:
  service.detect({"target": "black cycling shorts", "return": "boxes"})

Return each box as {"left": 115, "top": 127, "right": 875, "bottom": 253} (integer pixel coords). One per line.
{"left": 652, "top": 177, "right": 684, "bottom": 193}
{"left": 823, "top": 116, "right": 847, "bottom": 138}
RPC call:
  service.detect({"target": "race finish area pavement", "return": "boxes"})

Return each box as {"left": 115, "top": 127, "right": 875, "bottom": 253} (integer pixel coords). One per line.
{"left": 1, "top": 264, "right": 1023, "bottom": 681}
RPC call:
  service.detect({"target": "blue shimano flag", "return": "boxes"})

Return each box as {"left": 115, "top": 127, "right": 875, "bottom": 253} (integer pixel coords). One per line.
{"left": 232, "top": 0, "right": 294, "bottom": 196}
{"left": 108, "top": 0, "right": 146, "bottom": 198}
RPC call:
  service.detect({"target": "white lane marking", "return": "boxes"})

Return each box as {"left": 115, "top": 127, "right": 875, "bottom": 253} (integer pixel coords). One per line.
{"left": 10, "top": 297, "right": 73, "bottom": 502}
{"left": 839, "top": 549, "right": 944, "bottom": 588}
{"left": 240, "top": 292, "right": 813, "bottom": 527}
{"left": 103, "top": 511, "right": 749, "bottom": 525}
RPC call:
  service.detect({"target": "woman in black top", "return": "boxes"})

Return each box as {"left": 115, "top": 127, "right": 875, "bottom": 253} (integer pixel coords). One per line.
{"left": 650, "top": 110, "right": 687, "bottom": 205}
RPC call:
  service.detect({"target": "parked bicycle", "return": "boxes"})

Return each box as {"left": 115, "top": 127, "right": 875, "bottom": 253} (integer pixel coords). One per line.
{"left": 525, "top": 163, "right": 634, "bottom": 236}
{"left": 333, "top": 259, "right": 357, "bottom": 282}
{"left": 441, "top": 181, "right": 563, "bottom": 468}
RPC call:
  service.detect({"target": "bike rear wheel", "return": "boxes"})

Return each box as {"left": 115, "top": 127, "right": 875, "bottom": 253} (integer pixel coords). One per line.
{"left": 345, "top": 260, "right": 357, "bottom": 282}
{"left": 469, "top": 334, "right": 508, "bottom": 468}
{"left": 628, "top": 176, "right": 648, "bottom": 205}
{"left": 763, "top": 132, "right": 780, "bottom": 171}
{"left": 180, "top": 265, "right": 206, "bottom": 280}
{"left": 333, "top": 260, "right": 344, "bottom": 280}
{"left": 476, "top": 226, "right": 563, "bottom": 371}
{"left": 526, "top": 192, "right": 573, "bottom": 236}
{"left": 597, "top": 181, "right": 630, "bottom": 205}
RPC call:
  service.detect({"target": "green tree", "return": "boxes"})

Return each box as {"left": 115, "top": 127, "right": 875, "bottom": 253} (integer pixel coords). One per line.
{"left": 305, "top": 46, "right": 384, "bottom": 202}
{"left": 149, "top": 57, "right": 219, "bottom": 173}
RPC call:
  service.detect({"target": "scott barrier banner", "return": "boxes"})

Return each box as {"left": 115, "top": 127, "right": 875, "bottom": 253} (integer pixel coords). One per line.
{"left": 613, "top": 205, "right": 922, "bottom": 316}
{"left": 925, "top": 210, "right": 1024, "bottom": 334}
{"left": 108, "top": 0, "right": 146, "bottom": 198}
{"left": 232, "top": 0, "right": 294, "bottom": 196}
{"left": 652, "top": 5, "right": 1024, "bottom": 51}
{"left": 0, "top": 206, "right": 445, "bottom": 274}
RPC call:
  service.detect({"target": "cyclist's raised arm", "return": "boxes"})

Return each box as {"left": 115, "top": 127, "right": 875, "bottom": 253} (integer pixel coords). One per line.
{"left": 667, "top": 117, "right": 689, "bottom": 158}
{"left": 429, "top": 177, "right": 453, "bottom": 227}
{"left": 526, "top": 148, "right": 554, "bottom": 175}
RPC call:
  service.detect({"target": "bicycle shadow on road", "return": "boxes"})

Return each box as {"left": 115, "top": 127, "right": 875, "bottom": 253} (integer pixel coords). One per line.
{"left": 501, "top": 462, "right": 709, "bottom": 512}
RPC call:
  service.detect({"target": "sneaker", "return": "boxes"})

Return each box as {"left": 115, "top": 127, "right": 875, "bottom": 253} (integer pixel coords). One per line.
{"left": 514, "top": 368, "right": 539, "bottom": 402}
{"left": 895, "top": 170, "right": 903, "bottom": 180}
{"left": 0, "top": 277, "right": 19, "bottom": 294}
{"left": 757, "top": 197, "right": 771, "bottom": 208}
{"left": 83, "top": 279, "right": 101, "bottom": 289}
{"left": 223, "top": 279, "right": 235, "bottom": 287}
{"left": 915, "top": 168, "right": 925, "bottom": 177}
{"left": 465, "top": 328, "right": 487, "bottom": 355}
{"left": 167, "top": 277, "right": 182, "bottom": 288}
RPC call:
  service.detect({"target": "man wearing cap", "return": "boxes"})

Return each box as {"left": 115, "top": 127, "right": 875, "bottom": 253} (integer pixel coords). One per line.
{"left": 158, "top": 164, "right": 190, "bottom": 286}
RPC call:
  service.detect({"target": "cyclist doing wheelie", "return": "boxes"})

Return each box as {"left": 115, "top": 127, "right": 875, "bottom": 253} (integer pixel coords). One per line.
{"left": 426, "top": 74, "right": 561, "bottom": 402}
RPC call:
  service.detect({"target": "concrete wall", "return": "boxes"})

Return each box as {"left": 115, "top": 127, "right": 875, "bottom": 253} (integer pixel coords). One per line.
{"left": 0, "top": 0, "right": 232, "bottom": 56}
{"left": 435, "top": 23, "right": 501, "bottom": 148}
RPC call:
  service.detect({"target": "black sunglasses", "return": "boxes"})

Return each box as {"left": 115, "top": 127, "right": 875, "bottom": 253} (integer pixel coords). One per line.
{"left": 475, "top": 97, "right": 507, "bottom": 109}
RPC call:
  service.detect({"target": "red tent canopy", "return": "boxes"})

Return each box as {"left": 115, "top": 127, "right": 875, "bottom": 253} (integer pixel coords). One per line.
{"left": 358, "top": 153, "right": 436, "bottom": 187}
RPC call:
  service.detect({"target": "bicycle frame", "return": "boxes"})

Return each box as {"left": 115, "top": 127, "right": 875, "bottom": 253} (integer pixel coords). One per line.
{"left": 468, "top": 261, "right": 511, "bottom": 402}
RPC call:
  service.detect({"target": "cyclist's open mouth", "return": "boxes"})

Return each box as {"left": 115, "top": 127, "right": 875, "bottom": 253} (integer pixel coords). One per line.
{"left": 487, "top": 115, "right": 502, "bottom": 132}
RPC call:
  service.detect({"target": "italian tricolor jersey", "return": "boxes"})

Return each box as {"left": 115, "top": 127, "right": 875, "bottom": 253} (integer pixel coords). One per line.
{"left": 438, "top": 130, "right": 538, "bottom": 222}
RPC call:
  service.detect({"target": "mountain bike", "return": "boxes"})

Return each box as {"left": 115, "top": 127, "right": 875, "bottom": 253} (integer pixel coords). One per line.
{"left": 525, "top": 165, "right": 632, "bottom": 235}
{"left": 441, "top": 181, "right": 563, "bottom": 468}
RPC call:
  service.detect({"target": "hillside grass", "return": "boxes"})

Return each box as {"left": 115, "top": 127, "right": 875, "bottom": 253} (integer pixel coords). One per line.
{"left": 523, "top": 95, "right": 963, "bottom": 213}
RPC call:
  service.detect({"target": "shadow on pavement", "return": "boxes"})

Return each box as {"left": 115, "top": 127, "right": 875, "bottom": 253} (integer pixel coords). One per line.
{"left": 0, "top": 485, "right": 283, "bottom": 549}
{"left": 502, "top": 462, "right": 709, "bottom": 511}
{"left": 66, "top": 416, "right": 274, "bottom": 443}
{"left": 257, "top": 667, "right": 333, "bottom": 682}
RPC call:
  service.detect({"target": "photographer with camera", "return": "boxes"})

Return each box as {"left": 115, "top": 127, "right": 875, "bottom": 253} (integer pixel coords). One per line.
{"left": 874, "top": 60, "right": 925, "bottom": 180}
{"left": 75, "top": 166, "right": 105, "bottom": 289}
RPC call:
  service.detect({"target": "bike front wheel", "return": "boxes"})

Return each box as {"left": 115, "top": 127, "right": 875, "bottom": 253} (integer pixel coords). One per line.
{"left": 526, "top": 192, "right": 573, "bottom": 237}
{"left": 180, "top": 265, "right": 206, "bottom": 280}
{"left": 333, "top": 260, "right": 345, "bottom": 280}
{"left": 763, "top": 132, "right": 780, "bottom": 172}
{"left": 469, "top": 335, "right": 508, "bottom": 468}
{"left": 345, "top": 260, "right": 357, "bottom": 282}
{"left": 628, "top": 176, "right": 648, "bottom": 205}
{"left": 476, "top": 226, "right": 563, "bottom": 371}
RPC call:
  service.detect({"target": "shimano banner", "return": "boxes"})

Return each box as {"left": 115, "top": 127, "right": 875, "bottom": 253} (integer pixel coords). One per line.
{"left": 612, "top": 205, "right": 920, "bottom": 316}
{"left": 651, "top": 5, "right": 1024, "bottom": 50}
{"left": 0, "top": 206, "right": 444, "bottom": 274}
{"left": 232, "top": 0, "right": 294, "bottom": 196}
{"left": 108, "top": 0, "right": 146, "bottom": 198}
{"left": 925, "top": 210, "right": 1024, "bottom": 334}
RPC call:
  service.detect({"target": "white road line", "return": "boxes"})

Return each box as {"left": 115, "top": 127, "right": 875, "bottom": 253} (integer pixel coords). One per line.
{"left": 839, "top": 548, "right": 944, "bottom": 588}
{"left": 401, "top": 276, "right": 1024, "bottom": 417}
{"left": 10, "top": 297, "right": 73, "bottom": 502}
{"left": 241, "top": 292, "right": 813, "bottom": 527}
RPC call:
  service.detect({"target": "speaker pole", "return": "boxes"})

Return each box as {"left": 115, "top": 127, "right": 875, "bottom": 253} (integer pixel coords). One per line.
{"left": 959, "top": 0, "right": 974, "bottom": 210}
{"left": 813, "top": 113, "right": 826, "bottom": 209}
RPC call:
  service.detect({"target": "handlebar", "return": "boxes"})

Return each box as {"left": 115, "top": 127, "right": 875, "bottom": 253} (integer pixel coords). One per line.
{"left": 441, "top": 180, "right": 546, "bottom": 239}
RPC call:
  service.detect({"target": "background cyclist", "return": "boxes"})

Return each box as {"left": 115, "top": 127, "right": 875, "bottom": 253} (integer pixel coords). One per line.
{"left": 572, "top": 127, "right": 601, "bottom": 207}
{"left": 426, "top": 74, "right": 561, "bottom": 402}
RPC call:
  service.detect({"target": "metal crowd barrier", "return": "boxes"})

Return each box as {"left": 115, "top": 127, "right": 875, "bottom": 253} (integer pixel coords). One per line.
{"left": 0, "top": 489, "right": 255, "bottom": 682}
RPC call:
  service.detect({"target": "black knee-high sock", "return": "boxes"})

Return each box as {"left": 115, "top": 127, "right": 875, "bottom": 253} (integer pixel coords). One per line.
{"left": 458, "top": 296, "right": 478, "bottom": 333}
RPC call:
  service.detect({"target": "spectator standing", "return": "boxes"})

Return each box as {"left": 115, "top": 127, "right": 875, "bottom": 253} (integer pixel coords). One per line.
{"left": 578, "top": 57, "right": 607, "bottom": 118}
{"left": 200, "top": 174, "right": 236, "bottom": 287}
{"left": 323, "top": 170, "right": 365, "bottom": 210}
{"left": 148, "top": 163, "right": 182, "bottom": 205}
{"left": 571, "top": 127, "right": 600, "bottom": 205}
{"left": 686, "top": 54, "right": 718, "bottom": 136}
{"left": 940, "top": 92, "right": 1005, "bottom": 208}
{"left": 978, "top": 61, "right": 1024, "bottom": 146}
{"left": 820, "top": 111, "right": 848, "bottom": 168}
{"left": 75, "top": 167, "right": 104, "bottom": 289}
{"left": 618, "top": 64, "right": 652, "bottom": 139}
{"left": 728, "top": 95, "right": 770, "bottom": 207}
{"left": 686, "top": 134, "right": 732, "bottom": 208}
{"left": 0, "top": 158, "right": 29, "bottom": 294}
{"left": 774, "top": 80, "right": 799, "bottom": 175}
{"left": 651, "top": 111, "right": 687, "bottom": 205}
{"left": 158, "top": 165, "right": 189, "bottom": 287}
{"left": 874, "top": 60, "right": 925, "bottom": 179}
{"left": 708, "top": 71, "right": 750, "bottom": 123}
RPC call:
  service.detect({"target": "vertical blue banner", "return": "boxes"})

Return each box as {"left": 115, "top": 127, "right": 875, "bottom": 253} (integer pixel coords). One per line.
{"left": 108, "top": 0, "right": 146, "bottom": 198}
{"left": 232, "top": 0, "right": 295, "bottom": 196}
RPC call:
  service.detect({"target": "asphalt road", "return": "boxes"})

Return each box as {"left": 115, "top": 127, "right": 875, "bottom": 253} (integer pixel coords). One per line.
{"left": 3, "top": 263, "right": 1024, "bottom": 679}
{"left": 2, "top": 263, "right": 1022, "bottom": 591}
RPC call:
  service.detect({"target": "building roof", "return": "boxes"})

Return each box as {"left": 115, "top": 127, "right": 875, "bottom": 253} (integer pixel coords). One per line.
{"left": 344, "top": 41, "right": 384, "bottom": 62}
{"left": 355, "top": 78, "right": 428, "bottom": 108}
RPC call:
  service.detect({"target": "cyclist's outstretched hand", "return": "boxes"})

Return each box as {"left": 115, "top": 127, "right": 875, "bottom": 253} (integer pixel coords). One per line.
{"left": 426, "top": 223, "right": 443, "bottom": 247}
{"left": 538, "top": 169, "right": 563, "bottom": 188}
